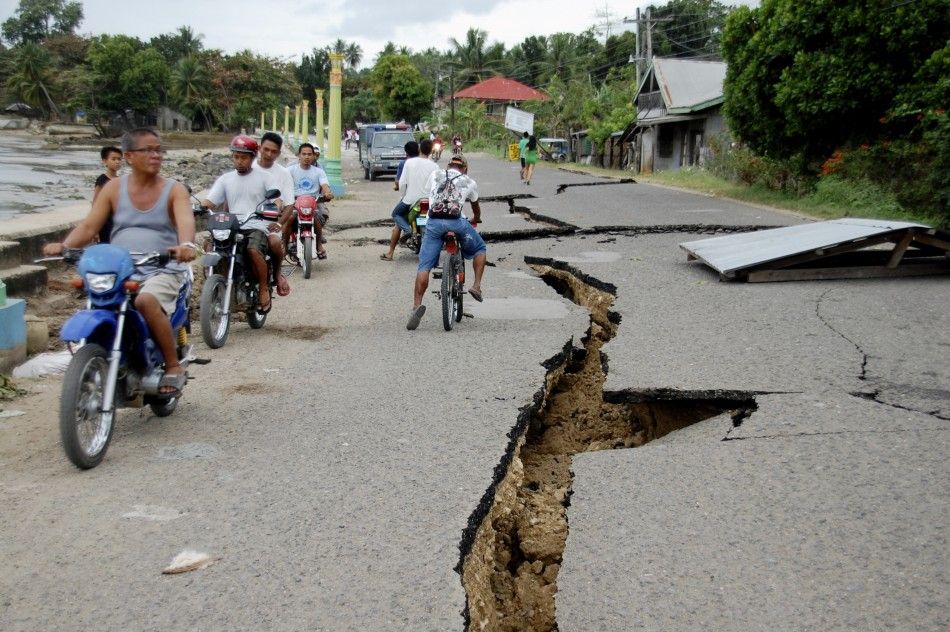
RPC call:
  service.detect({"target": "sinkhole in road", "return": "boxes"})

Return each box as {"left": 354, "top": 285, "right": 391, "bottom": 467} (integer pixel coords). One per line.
{"left": 459, "top": 260, "right": 757, "bottom": 632}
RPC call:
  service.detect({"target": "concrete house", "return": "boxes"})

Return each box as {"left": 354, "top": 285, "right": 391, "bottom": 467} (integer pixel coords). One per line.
{"left": 629, "top": 58, "right": 728, "bottom": 173}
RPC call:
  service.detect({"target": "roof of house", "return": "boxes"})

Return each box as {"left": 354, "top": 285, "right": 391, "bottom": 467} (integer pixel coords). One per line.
{"left": 638, "top": 58, "right": 727, "bottom": 117}
{"left": 453, "top": 76, "right": 549, "bottom": 102}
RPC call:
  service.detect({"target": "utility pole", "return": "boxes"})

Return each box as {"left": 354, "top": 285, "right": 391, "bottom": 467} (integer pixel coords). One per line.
{"left": 450, "top": 70, "right": 456, "bottom": 131}
{"left": 624, "top": 7, "right": 673, "bottom": 85}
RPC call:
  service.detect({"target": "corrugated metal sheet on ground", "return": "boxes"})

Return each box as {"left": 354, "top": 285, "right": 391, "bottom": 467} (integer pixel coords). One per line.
{"left": 679, "top": 219, "right": 929, "bottom": 276}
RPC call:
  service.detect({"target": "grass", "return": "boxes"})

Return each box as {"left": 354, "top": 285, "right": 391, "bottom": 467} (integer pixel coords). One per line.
{"left": 551, "top": 161, "right": 944, "bottom": 227}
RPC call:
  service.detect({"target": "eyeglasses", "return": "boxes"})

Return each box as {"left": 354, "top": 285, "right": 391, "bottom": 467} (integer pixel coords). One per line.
{"left": 127, "top": 146, "right": 167, "bottom": 155}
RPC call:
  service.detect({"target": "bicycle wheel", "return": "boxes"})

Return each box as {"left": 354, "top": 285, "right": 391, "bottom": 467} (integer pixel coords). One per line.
{"left": 440, "top": 250, "right": 456, "bottom": 331}
{"left": 454, "top": 254, "right": 464, "bottom": 323}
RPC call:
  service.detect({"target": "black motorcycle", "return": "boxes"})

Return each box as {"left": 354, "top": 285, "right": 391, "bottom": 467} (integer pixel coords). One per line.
{"left": 199, "top": 189, "right": 280, "bottom": 348}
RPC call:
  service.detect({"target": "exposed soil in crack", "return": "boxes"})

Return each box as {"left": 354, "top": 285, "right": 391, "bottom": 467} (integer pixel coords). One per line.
{"left": 459, "top": 261, "right": 757, "bottom": 631}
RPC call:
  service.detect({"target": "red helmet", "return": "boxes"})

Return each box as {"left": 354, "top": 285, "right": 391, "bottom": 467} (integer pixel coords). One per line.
{"left": 230, "top": 134, "right": 259, "bottom": 155}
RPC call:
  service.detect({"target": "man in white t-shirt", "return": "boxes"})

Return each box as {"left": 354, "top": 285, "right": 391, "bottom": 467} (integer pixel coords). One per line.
{"left": 380, "top": 138, "right": 439, "bottom": 261}
{"left": 202, "top": 135, "right": 288, "bottom": 312}
{"left": 287, "top": 143, "right": 333, "bottom": 259}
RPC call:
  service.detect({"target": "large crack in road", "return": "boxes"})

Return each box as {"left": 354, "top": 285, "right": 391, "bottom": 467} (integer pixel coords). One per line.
{"left": 458, "top": 258, "right": 757, "bottom": 631}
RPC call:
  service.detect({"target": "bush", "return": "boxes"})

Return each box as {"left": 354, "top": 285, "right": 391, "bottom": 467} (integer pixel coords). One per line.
{"left": 707, "top": 134, "right": 813, "bottom": 196}
{"left": 811, "top": 175, "right": 903, "bottom": 217}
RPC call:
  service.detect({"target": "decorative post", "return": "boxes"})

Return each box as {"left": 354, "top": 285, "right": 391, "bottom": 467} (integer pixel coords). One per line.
{"left": 271, "top": 109, "right": 277, "bottom": 132}
{"left": 302, "top": 100, "right": 309, "bottom": 145}
{"left": 294, "top": 104, "right": 301, "bottom": 143}
{"left": 259, "top": 111, "right": 265, "bottom": 131}
{"left": 325, "top": 53, "right": 345, "bottom": 196}
{"left": 283, "top": 105, "right": 289, "bottom": 139}
{"left": 315, "top": 89, "right": 325, "bottom": 156}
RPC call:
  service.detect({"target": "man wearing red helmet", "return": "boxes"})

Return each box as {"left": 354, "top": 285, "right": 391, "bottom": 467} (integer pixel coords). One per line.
{"left": 202, "top": 134, "right": 289, "bottom": 313}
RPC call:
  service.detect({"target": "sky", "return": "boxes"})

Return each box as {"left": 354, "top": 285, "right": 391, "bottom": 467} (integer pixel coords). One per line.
{"left": 0, "top": 0, "right": 760, "bottom": 68}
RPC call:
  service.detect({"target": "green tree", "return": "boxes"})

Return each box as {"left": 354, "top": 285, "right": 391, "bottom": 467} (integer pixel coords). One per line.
{"left": 296, "top": 47, "right": 329, "bottom": 101}
{"left": 505, "top": 35, "right": 547, "bottom": 87}
{"left": 449, "top": 28, "right": 504, "bottom": 85}
{"left": 170, "top": 53, "right": 212, "bottom": 127}
{"left": 212, "top": 50, "right": 300, "bottom": 130}
{"left": 5, "top": 41, "right": 60, "bottom": 116}
{"left": 343, "top": 88, "right": 379, "bottom": 126}
{"left": 649, "top": 0, "right": 731, "bottom": 59}
{"left": 150, "top": 26, "right": 203, "bottom": 64}
{"left": 344, "top": 41, "right": 363, "bottom": 70}
{"left": 1, "top": 0, "right": 82, "bottom": 46}
{"left": 722, "top": 0, "right": 949, "bottom": 168}
{"left": 582, "top": 67, "right": 636, "bottom": 151}
{"left": 370, "top": 54, "right": 432, "bottom": 123}
{"left": 86, "top": 35, "right": 169, "bottom": 117}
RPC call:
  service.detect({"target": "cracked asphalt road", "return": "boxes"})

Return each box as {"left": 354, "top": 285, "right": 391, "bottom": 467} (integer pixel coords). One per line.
{"left": 1, "top": 148, "right": 947, "bottom": 631}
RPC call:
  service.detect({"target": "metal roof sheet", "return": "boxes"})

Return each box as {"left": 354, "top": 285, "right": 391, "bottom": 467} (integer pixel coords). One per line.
{"left": 679, "top": 219, "right": 930, "bottom": 276}
{"left": 653, "top": 58, "right": 726, "bottom": 111}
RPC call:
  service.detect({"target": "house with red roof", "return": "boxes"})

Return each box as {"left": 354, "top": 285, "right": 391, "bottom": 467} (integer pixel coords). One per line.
{"left": 452, "top": 76, "right": 548, "bottom": 117}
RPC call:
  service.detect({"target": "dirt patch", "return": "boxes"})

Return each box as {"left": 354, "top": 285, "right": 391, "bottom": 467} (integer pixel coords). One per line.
{"left": 224, "top": 382, "right": 278, "bottom": 396}
{"left": 460, "top": 263, "right": 756, "bottom": 631}
{"left": 262, "top": 325, "right": 332, "bottom": 341}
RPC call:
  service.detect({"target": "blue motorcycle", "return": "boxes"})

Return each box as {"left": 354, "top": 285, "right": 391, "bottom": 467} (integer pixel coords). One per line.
{"left": 52, "top": 244, "right": 194, "bottom": 469}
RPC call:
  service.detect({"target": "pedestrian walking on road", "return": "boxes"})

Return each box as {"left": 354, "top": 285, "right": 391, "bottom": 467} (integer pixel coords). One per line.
{"left": 523, "top": 135, "right": 538, "bottom": 185}
{"left": 518, "top": 132, "right": 529, "bottom": 181}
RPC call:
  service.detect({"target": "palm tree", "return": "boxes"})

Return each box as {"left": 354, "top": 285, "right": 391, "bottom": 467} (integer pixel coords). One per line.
{"left": 344, "top": 42, "right": 363, "bottom": 70}
{"left": 449, "top": 28, "right": 488, "bottom": 85}
{"left": 170, "top": 54, "right": 212, "bottom": 127}
{"left": 6, "top": 42, "right": 61, "bottom": 118}
{"left": 176, "top": 26, "right": 204, "bottom": 56}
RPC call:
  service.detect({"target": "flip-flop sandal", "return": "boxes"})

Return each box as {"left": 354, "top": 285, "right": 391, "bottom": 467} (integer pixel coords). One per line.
{"left": 406, "top": 304, "right": 426, "bottom": 330}
{"left": 380, "top": 253, "right": 393, "bottom": 261}
{"left": 317, "top": 251, "right": 328, "bottom": 260}
{"left": 276, "top": 277, "right": 291, "bottom": 296}
{"left": 258, "top": 295, "right": 272, "bottom": 314}
{"left": 468, "top": 288, "right": 483, "bottom": 302}
{"left": 158, "top": 370, "right": 188, "bottom": 396}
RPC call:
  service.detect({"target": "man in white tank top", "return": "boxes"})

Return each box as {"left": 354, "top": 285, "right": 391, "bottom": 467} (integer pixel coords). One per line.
{"left": 42, "top": 128, "right": 197, "bottom": 395}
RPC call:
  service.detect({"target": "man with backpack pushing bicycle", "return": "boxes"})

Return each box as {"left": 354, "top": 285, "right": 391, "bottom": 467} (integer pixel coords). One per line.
{"left": 406, "top": 155, "right": 486, "bottom": 330}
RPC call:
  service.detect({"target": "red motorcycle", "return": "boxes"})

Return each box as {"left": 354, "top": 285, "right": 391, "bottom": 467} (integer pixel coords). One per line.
{"left": 286, "top": 194, "right": 328, "bottom": 279}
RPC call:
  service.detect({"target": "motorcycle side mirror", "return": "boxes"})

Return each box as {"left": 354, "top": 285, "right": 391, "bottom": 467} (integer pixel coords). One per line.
{"left": 264, "top": 188, "right": 280, "bottom": 200}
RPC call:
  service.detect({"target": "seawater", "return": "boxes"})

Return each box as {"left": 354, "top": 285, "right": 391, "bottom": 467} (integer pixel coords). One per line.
{"left": 0, "top": 133, "right": 101, "bottom": 219}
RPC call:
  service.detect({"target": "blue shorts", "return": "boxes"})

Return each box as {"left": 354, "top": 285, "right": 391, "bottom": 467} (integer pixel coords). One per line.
{"left": 417, "top": 216, "right": 487, "bottom": 272}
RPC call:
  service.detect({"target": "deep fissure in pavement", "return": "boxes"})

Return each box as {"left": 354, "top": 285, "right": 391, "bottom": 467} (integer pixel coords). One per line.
{"left": 459, "top": 260, "right": 757, "bottom": 631}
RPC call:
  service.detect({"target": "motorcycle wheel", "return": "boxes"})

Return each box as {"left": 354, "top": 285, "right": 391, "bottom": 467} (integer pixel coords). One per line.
{"left": 147, "top": 395, "right": 178, "bottom": 417}
{"left": 303, "top": 236, "right": 313, "bottom": 279}
{"left": 247, "top": 306, "right": 267, "bottom": 329}
{"left": 440, "top": 251, "right": 457, "bottom": 331}
{"left": 200, "top": 274, "right": 230, "bottom": 349}
{"left": 60, "top": 343, "right": 113, "bottom": 469}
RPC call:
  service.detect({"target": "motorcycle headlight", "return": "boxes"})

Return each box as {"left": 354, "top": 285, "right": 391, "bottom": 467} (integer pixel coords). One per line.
{"left": 85, "top": 272, "right": 117, "bottom": 293}
{"left": 212, "top": 229, "right": 232, "bottom": 241}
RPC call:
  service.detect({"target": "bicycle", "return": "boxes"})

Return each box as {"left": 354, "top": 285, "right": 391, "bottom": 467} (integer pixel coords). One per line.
{"left": 438, "top": 231, "right": 465, "bottom": 331}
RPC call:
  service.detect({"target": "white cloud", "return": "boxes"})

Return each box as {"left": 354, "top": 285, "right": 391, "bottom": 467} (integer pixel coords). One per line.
{"left": 0, "top": 0, "right": 760, "bottom": 66}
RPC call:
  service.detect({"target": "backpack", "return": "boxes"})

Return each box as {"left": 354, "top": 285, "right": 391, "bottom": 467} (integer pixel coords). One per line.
{"left": 429, "top": 169, "right": 465, "bottom": 218}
